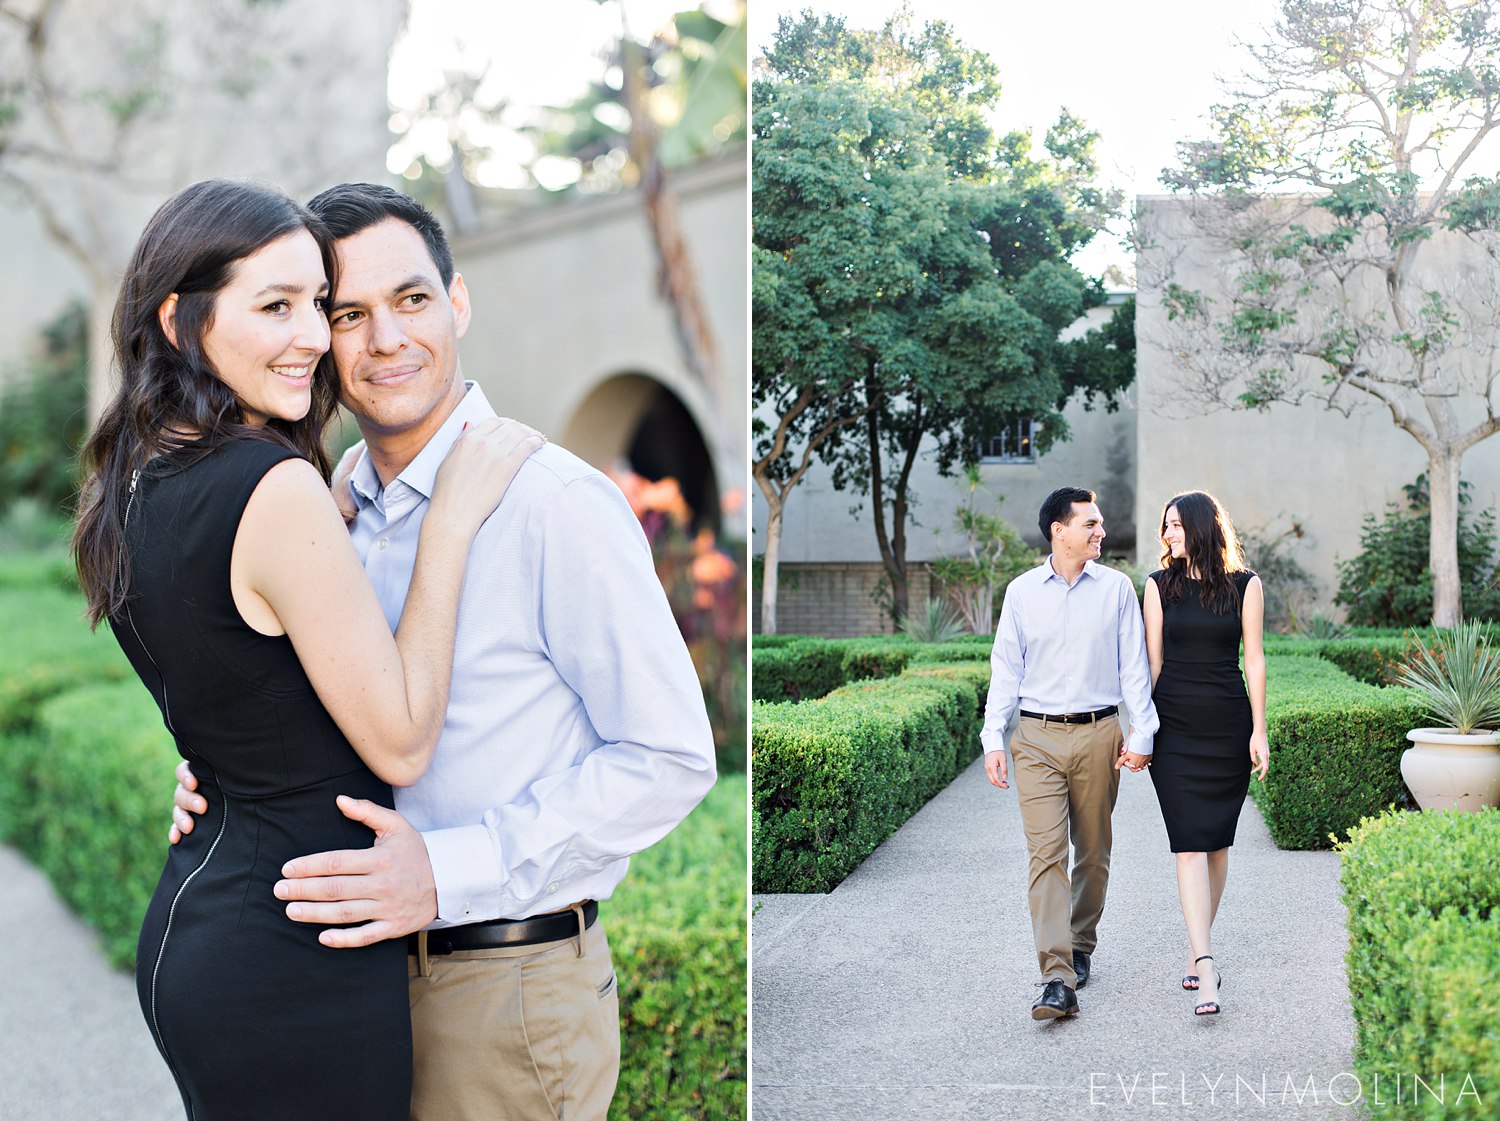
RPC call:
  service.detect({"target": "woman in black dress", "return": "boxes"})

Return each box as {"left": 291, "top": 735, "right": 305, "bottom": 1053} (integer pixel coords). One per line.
{"left": 1143, "top": 491, "right": 1269, "bottom": 1017}
{"left": 72, "top": 179, "right": 540, "bottom": 1119}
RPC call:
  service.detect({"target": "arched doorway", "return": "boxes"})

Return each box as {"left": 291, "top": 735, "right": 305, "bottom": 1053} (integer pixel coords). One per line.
{"left": 561, "top": 373, "right": 720, "bottom": 533}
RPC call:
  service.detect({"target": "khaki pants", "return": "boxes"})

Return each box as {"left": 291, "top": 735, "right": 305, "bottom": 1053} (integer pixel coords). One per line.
{"left": 1009, "top": 715, "right": 1122, "bottom": 984}
{"left": 407, "top": 919, "right": 621, "bottom": 1121}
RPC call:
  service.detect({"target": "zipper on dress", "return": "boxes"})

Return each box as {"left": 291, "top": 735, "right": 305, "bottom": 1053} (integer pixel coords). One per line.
{"left": 123, "top": 467, "right": 223, "bottom": 1121}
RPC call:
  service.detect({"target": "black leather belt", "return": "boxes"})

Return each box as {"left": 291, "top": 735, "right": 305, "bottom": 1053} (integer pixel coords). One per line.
{"left": 407, "top": 900, "right": 598, "bottom": 955}
{"left": 1019, "top": 706, "right": 1118, "bottom": 725}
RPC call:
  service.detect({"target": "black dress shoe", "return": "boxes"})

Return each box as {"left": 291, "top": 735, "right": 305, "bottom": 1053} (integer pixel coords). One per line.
{"left": 1031, "top": 979, "right": 1079, "bottom": 1020}
{"left": 1072, "top": 950, "right": 1091, "bottom": 989}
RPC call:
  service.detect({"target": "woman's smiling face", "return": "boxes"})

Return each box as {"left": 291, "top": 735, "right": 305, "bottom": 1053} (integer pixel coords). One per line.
{"left": 199, "top": 229, "right": 330, "bottom": 425}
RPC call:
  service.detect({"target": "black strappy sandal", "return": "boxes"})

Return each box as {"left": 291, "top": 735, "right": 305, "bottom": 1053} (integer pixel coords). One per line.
{"left": 1193, "top": 955, "right": 1222, "bottom": 1015}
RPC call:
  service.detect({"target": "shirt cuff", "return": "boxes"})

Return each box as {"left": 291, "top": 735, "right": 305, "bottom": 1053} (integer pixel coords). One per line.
{"left": 421, "top": 824, "right": 503, "bottom": 928}
{"left": 1125, "top": 729, "right": 1155, "bottom": 756}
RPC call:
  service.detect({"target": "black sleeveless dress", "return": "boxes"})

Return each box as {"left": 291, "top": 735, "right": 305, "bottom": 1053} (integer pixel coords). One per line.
{"left": 1147, "top": 569, "right": 1256, "bottom": 853}
{"left": 110, "top": 439, "right": 411, "bottom": 1121}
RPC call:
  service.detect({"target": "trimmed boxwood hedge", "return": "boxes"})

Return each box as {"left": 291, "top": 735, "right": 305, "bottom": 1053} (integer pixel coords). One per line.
{"left": 1261, "top": 628, "right": 1500, "bottom": 688}
{"left": 5, "top": 682, "right": 171, "bottom": 965}
{"left": 0, "top": 583, "right": 133, "bottom": 732}
{"left": 1339, "top": 810, "right": 1500, "bottom": 1118}
{"left": 1252, "top": 655, "right": 1424, "bottom": 850}
{"left": 600, "top": 774, "right": 746, "bottom": 1121}
{"left": 750, "top": 640, "right": 853, "bottom": 703}
{"left": 750, "top": 634, "right": 993, "bottom": 703}
{"left": 752, "top": 662, "right": 988, "bottom": 893}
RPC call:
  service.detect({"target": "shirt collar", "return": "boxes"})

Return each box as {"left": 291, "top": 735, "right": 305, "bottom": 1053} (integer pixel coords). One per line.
{"left": 348, "top": 381, "right": 497, "bottom": 506}
{"left": 1043, "top": 555, "right": 1101, "bottom": 584}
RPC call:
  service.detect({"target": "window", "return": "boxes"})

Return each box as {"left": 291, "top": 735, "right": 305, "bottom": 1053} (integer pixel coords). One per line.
{"left": 978, "top": 418, "right": 1037, "bottom": 464}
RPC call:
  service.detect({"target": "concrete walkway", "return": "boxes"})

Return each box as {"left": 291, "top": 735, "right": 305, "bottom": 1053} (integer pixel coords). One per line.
{"left": 752, "top": 757, "right": 1361, "bottom": 1120}
{"left": 0, "top": 844, "right": 181, "bottom": 1121}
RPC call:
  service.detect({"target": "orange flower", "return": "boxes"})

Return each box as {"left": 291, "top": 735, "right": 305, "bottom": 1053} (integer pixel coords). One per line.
{"left": 691, "top": 547, "right": 737, "bottom": 587}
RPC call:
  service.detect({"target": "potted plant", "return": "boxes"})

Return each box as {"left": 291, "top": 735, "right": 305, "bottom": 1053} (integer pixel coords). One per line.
{"left": 1396, "top": 620, "right": 1500, "bottom": 812}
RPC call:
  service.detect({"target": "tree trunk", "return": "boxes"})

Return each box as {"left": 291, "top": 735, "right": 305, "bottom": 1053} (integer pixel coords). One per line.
{"left": 1428, "top": 449, "right": 1463, "bottom": 627}
{"left": 888, "top": 485, "right": 909, "bottom": 625}
{"left": 86, "top": 280, "right": 117, "bottom": 425}
{"left": 759, "top": 490, "right": 783, "bottom": 635}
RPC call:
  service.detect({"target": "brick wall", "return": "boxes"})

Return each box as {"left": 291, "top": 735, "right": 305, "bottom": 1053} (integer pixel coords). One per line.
{"left": 752, "top": 562, "right": 939, "bottom": 637}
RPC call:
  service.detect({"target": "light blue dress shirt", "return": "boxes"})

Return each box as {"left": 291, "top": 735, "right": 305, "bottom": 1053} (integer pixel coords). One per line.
{"left": 980, "top": 557, "right": 1159, "bottom": 757}
{"left": 347, "top": 384, "right": 716, "bottom": 924}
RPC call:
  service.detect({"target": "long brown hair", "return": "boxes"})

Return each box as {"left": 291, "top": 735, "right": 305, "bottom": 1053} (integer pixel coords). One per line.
{"left": 1156, "top": 490, "right": 1247, "bottom": 615}
{"left": 73, "top": 179, "right": 339, "bottom": 627}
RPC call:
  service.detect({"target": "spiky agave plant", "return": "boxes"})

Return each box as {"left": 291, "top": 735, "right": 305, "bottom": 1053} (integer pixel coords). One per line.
{"left": 1396, "top": 621, "right": 1500, "bottom": 734}
{"left": 899, "top": 598, "right": 969, "bottom": 643}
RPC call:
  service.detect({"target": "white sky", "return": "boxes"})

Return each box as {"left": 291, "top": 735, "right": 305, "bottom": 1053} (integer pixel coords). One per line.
{"left": 390, "top": 0, "right": 741, "bottom": 190}
{"left": 758, "top": 0, "right": 1289, "bottom": 276}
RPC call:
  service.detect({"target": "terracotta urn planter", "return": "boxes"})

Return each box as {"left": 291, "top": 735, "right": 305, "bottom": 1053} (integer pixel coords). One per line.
{"left": 1400, "top": 728, "right": 1500, "bottom": 812}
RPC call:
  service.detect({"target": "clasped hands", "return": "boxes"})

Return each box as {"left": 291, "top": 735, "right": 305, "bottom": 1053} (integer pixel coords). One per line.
{"left": 1116, "top": 747, "right": 1152, "bottom": 773}
{"left": 982, "top": 730, "right": 1152, "bottom": 789}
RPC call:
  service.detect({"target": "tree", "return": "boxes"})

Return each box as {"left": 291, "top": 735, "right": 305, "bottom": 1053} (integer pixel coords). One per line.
{"left": 752, "top": 11, "right": 1131, "bottom": 627}
{"left": 1149, "top": 0, "right": 1500, "bottom": 626}
{"left": 0, "top": 0, "right": 397, "bottom": 420}
{"left": 0, "top": 302, "right": 87, "bottom": 517}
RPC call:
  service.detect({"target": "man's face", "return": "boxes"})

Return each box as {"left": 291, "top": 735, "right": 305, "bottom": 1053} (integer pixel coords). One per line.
{"left": 1053, "top": 502, "right": 1105, "bottom": 563}
{"left": 327, "top": 217, "right": 470, "bottom": 439}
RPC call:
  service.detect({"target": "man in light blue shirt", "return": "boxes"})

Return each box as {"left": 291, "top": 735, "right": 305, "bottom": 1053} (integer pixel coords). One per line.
{"left": 980, "top": 486, "right": 1157, "bottom": 1021}
{"left": 174, "top": 183, "right": 716, "bottom": 1119}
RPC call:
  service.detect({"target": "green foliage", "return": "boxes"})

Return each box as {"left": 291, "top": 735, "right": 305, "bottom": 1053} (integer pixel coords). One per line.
{"left": 0, "top": 302, "right": 88, "bottom": 518}
{"left": 604, "top": 775, "right": 747, "bottom": 1121}
{"left": 0, "top": 548, "right": 77, "bottom": 592}
{"left": 0, "top": 497, "right": 73, "bottom": 555}
{"left": 0, "top": 582, "right": 132, "bottom": 733}
{"left": 898, "top": 598, "right": 967, "bottom": 643}
{"left": 1339, "top": 809, "right": 1500, "bottom": 1118}
{"left": 752, "top": 663, "right": 987, "bottom": 893}
{"left": 1298, "top": 612, "right": 1345, "bottom": 640}
{"left": 1315, "top": 637, "right": 1411, "bottom": 686}
{"left": 749, "top": 634, "right": 994, "bottom": 703}
{"left": 1248, "top": 655, "right": 1424, "bottom": 849}
{"left": 2, "top": 683, "right": 172, "bottom": 966}
{"left": 528, "top": 4, "right": 747, "bottom": 193}
{"left": 1394, "top": 621, "right": 1500, "bottom": 733}
{"left": 752, "top": 11, "right": 1129, "bottom": 621}
{"left": 749, "top": 640, "right": 853, "bottom": 703}
{"left": 1335, "top": 477, "right": 1500, "bottom": 626}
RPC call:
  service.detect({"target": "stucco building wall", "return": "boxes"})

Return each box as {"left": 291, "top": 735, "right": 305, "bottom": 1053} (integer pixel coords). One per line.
{"left": 453, "top": 151, "right": 748, "bottom": 533}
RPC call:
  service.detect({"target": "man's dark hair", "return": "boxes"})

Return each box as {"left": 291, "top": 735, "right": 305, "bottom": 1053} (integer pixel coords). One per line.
{"left": 1038, "top": 486, "right": 1097, "bottom": 544}
{"left": 306, "top": 182, "right": 455, "bottom": 287}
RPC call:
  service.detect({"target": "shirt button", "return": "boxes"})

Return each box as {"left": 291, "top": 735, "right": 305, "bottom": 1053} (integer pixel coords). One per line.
{"left": 462, "top": 905, "right": 472, "bottom": 916}
{"left": 547, "top": 882, "right": 559, "bottom": 894}
{"left": 376, "top": 538, "right": 390, "bottom": 551}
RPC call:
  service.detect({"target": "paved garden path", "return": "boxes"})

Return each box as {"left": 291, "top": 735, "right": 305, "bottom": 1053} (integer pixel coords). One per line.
{"left": 752, "top": 755, "right": 1362, "bottom": 1120}
{"left": 0, "top": 844, "right": 181, "bottom": 1121}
